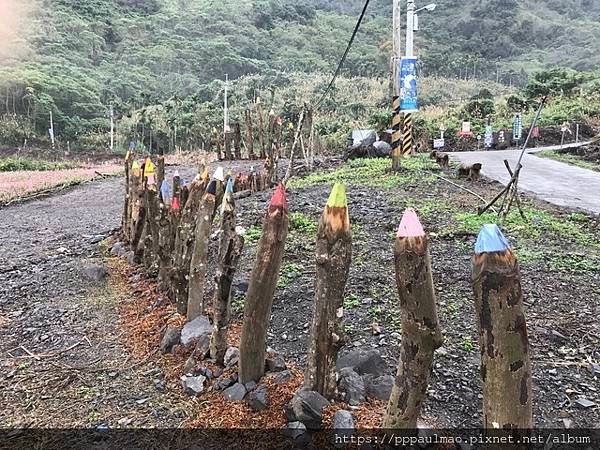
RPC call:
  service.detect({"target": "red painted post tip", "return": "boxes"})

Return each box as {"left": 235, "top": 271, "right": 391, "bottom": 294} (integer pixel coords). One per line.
{"left": 269, "top": 183, "right": 288, "bottom": 211}
{"left": 397, "top": 208, "right": 425, "bottom": 238}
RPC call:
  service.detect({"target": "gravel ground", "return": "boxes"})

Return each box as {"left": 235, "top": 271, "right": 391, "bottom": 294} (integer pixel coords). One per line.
{"left": 1, "top": 156, "right": 599, "bottom": 432}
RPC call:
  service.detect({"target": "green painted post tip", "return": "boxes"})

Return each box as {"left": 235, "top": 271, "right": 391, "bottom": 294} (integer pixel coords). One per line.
{"left": 326, "top": 183, "right": 347, "bottom": 208}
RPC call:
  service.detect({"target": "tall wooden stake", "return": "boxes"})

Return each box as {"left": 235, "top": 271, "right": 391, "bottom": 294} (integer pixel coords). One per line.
{"left": 210, "top": 179, "right": 244, "bottom": 364}
{"left": 471, "top": 224, "right": 532, "bottom": 430}
{"left": 256, "top": 98, "right": 265, "bottom": 159}
{"left": 187, "top": 180, "right": 217, "bottom": 319}
{"left": 245, "top": 107, "right": 255, "bottom": 160}
{"left": 122, "top": 151, "right": 132, "bottom": 241}
{"left": 384, "top": 208, "right": 442, "bottom": 428}
{"left": 233, "top": 122, "right": 242, "bottom": 160}
{"left": 239, "top": 184, "right": 289, "bottom": 383}
{"left": 304, "top": 183, "right": 352, "bottom": 398}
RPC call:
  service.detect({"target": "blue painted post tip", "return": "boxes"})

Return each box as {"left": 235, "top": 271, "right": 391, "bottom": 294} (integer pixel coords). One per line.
{"left": 226, "top": 178, "right": 234, "bottom": 193}
{"left": 475, "top": 224, "right": 511, "bottom": 254}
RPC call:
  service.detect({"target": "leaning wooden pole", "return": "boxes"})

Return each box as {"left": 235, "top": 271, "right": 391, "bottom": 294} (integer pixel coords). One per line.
{"left": 210, "top": 179, "right": 244, "bottom": 364}
{"left": 471, "top": 224, "right": 532, "bottom": 430}
{"left": 303, "top": 183, "right": 352, "bottom": 398}
{"left": 384, "top": 208, "right": 443, "bottom": 428}
{"left": 239, "top": 184, "right": 289, "bottom": 383}
{"left": 187, "top": 180, "right": 217, "bottom": 319}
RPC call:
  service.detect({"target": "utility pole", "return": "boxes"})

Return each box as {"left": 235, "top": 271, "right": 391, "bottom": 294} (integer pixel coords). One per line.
{"left": 223, "top": 74, "right": 230, "bottom": 160}
{"left": 49, "top": 110, "right": 55, "bottom": 148}
{"left": 401, "top": 0, "right": 415, "bottom": 158}
{"left": 391, "top": 0, "right": 403, "bottom": 171}
{"left": 110, "top": 105, "right": 114, "bottom": 151}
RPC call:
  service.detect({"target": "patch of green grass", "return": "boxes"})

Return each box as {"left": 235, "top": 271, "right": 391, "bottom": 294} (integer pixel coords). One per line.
{"left": 461, "top": 336, "right": 475, "bottom": 352}
{"left": 243, "top": 225, "right": 262, "bottom": 244}
{"left": 535, "top": 150, "right": 599, "bottom": 172}
{"left": 232, "top": 295, "right": 245, "bottom": 313}
{"left": 288, "top": 155, "right": 438, "bottom": 189}
{"left": 405, "top": 197, "right": 454, "bottom": 219}
{"left": 0, "top": 157, "right": 73, "bottom": 172}
{"left": 277, "top": 263, "right": 303, "bottom": 289}
{"left": 289, "top": 212, "right": 318, "bottom": 234}
{"left": 454, "top": 208, "right": 598, "bottom": 248}
{"left": 343, "top": 293, "right": 360, "bottom": 309}
{"left": 368, "top": 305, "right": 383, "bottom": 321}
{"left": 548, "top": 253, "right": 600, "bottom": 273}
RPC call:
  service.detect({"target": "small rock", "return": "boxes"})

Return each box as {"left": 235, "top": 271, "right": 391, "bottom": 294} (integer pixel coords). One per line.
{"left": 588, "top": 363, "right": 600, "bottom": 377}
{"left": 180, "top": 315, "right": 213, "bottom": 347}
{"left": 224, "top": 347, "right": 240, "bottom": 367}
{"left": 214, "top": 375, "right": 235, "bottom": 391}
{"left": 283, "top": 421, "right": 306, "bottom": 440}
{"left": 110, "top": 242, "right": 123, "bottom": 256}
{"left": 181, "top": 375, "right": 206, "bottom": 396}
{"left": 338, "top": 368, "right": 365, "bottom": 406}
{"left": 337, "top": 348, "right": 386, "bottom": 377}
{"left": 371, "top": 323, "right": 382, "bottom": 336}
{"left": 191, "top": 333, "right": 211, "bottom": 360}
{"left": 247, "top": 387, "right": 268, "bottom": 411}
{"left": 266, "top": 354, "right": 287, "bottom": 372}
{"left": 117, "top": 417, "right": 132, "bottom": 427}
{"left": 223, "top": 382, "right": 246, "bottom": 401}
{"left": 333, "top": 410, "right": 355, "bottom": 447}
{"left": 363, "top": 374, "right": 394, "bottom": 401}
{"left": 89, "top": 235, "right": 105, "bottom": 244}
{"left": 284, "top": 403, "right": 297, "bottom": 422}
{"left": 244, "top": 381, "right": 257, "bottom": 391}
{"left": 154, "top": 379, "right": 166, "bottom": 392}
{"left": 290, "top": 390, "right": 330, "bottom": 429}
{"left": 574, "top": 397, "right": 596, "bottom": 408}
{"left": 274, "top": 369, "right": 293, "bottom": 385}
{"left": 562, "top": 418, "right": 573, "bottom": 429}
{"left": 159, "top": 326, "right": 181, "bottom": 354}
{"left": 84, "top": 265, "right": 107, "bottom": 282}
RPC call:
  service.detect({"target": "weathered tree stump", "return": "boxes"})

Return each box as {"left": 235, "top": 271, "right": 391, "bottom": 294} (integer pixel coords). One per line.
{"left": 471, "top": 224, "right": 532, "bottom": 430}
{"left": 239, "top": 184, "right": 289, "bottom": 383}
{"left": 303, "top": 183, "right": 352, "bottom": 398}
{"left": 233, "top": 122, "right": 242, "bottom": 160}
{"left": 210, "top": 179, "right": 244, "bottom": 364}
{"left": 384, "top": 208, "right": 443, "bottom": 428}
{"left": 245, "top": 107, "right": 255, "bottom": 160}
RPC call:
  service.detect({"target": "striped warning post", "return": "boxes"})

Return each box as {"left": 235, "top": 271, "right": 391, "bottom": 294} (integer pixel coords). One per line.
{"left": 402, "top": 113, "right": 413, "bottom": 157}
{"left": 391, "top": 96, "right": 402, "bottom": 170}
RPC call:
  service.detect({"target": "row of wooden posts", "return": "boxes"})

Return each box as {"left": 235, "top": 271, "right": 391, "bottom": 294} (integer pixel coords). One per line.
{"left": 121, "top": 153, "right": 531, "bottom": 430}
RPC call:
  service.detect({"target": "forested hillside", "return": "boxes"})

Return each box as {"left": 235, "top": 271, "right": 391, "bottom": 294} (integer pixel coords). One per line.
{"left": 0, "top": 0, "right": 599, "bottom": 147}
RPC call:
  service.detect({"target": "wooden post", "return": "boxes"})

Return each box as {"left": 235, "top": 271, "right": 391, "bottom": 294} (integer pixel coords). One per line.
{"left": 267, "top": 109, "right": 275, "bottom": 156}
{"left": 187, "top": 180, "right": 217, "bottom": 319}
{"left": 239, "top": 184, "right": 289, "bottom": 383}
{"left": 156, "top": 150, "right": 165, "bottom": 188}
{"left": 283, "top": 107, "right": 306, "bottom": 185}
{"left": 171, "top": 170, "right": 209, "bottom": 313}
{"left": 245, "top": 107, "right": 255, "bottom": 160}
{"left": 122, "top": 151, "right": 132, "bottom": 242}
{"left": 210, "top": 179, "right": 244, "bottom": 364}
{"left": 384, "top": 208, "right": 443, "bottom": 428}
{"left": 256, "top": 99, "right": 265, "bottom": 159}
{"left": 303, "top": 183, "right": 352, "bottom": 398}
{"left": 471, "top": 224, "right": 532, "bottom": 430}
{"left": 233, "top": 122, "right": 242, "bottom": 160}
{"left": 224, "top": 131, "right": 232, "bottom": 160}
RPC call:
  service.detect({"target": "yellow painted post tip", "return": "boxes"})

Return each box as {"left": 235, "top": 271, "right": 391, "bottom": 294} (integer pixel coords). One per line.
{"left": 326, "top": 183, "right": 347, "bottom": 208}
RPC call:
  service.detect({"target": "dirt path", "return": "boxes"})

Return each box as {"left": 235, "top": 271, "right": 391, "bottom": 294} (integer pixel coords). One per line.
{"left": 0, "top": 176, "right": 197, "bottom": 428}
{"left": 448, "top": 143, "right": 600, "bottom": 215}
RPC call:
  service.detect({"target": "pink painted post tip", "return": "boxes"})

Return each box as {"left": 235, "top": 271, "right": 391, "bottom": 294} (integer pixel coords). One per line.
{"left": 397, "top": 208, "right": 425, "bottom": 237}
{"left": 269, "top": 183, "right": 288, "bottom": 210}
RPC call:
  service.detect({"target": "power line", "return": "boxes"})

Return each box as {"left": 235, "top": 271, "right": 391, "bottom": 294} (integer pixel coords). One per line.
{"left": 314, "top": 0, "right": 371, "bottom": 109}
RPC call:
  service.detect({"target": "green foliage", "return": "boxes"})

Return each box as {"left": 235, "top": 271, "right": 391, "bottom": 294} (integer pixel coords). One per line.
{"left": 277, "top": 262, "right": 303, "bottom": 289}
{"left": 343, "top": 293, "right": 360, "bottom": 310}
{"left": 243, "top": 225, "right": 262, "bottom": 244}
{"left": 288, "top": 155, "right": 437, "bottom": 189}
{"left": 0, "top": 157, "right": 73, "bottom": 172}
{"left": 289, "top": 212, "right": 318, "bottom": 234}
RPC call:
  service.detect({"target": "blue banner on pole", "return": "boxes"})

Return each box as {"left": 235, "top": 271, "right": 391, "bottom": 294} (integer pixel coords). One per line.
{"left": 399, "top": 57, "right": 418, "bottom": 112}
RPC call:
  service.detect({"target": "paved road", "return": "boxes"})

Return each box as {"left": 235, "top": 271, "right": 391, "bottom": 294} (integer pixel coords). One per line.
{"left": 448, "top": 142, "right": 600, "bottom": 215}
